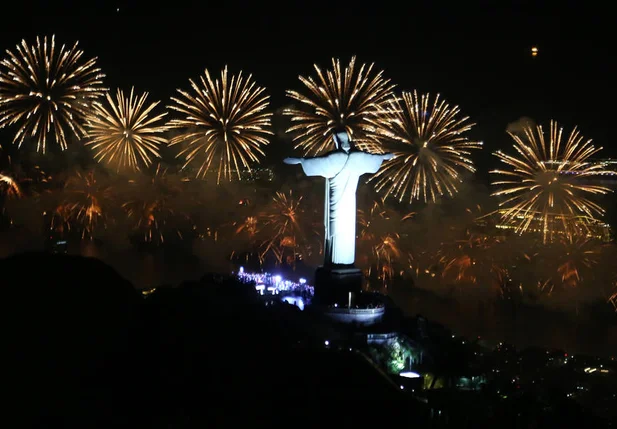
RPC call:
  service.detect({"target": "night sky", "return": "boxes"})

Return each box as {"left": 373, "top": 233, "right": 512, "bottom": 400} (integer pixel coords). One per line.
{"left": 0, "top": 1, "right": 613, "bottom": 177}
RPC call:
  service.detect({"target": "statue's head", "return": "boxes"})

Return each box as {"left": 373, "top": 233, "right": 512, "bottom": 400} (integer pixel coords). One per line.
{"left": 333, "top": 129, "right": 352, "bottom": 153}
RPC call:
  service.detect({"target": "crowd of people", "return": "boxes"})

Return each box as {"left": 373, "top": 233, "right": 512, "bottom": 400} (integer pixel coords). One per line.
{"left": 235, "top": 268, "right": 315, "bottom": 297}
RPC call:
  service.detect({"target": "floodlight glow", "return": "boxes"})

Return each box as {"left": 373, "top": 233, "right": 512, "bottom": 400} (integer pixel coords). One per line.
{"left": 239, "top": 266, "right": 244, "bottom": 273}
{"left": 399, "top": 371, "right": 421, "bottom": 379}
{"left": 273, "top": 275, "right": 282, "bottom": 283}
{"left": 299, "top": 278, "right": 306, "bottom": 284}
{"left": 324, "top": 340, "right": 329, "bottom": 346}
{"left": 282, "top": 296, "right": 305, "bottom": 311}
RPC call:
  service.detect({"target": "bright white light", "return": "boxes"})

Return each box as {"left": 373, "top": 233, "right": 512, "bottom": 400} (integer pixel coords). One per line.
{"left": 299, "top": 278, "right": 306, "bottom": 284}
{"left": 400, "top": 385, "right": 405, "bottom": 389}
{"left": 239, "top": 266, "right": 244, "bottom": 273}
{"left": 399, "top": 371, "right": 421, "bottom": 379}
{"left": 273, "top": 275, "right": 282, "bottom": 283}
{"left": 282, "top": 296, "right": 305, "bottom": 311}
{"left": 324, "top": 340, "right": 329, "bottom": 346}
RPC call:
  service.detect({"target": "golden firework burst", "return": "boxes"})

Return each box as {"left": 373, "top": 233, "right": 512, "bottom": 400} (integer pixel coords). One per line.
{"left": 0, "top": 173, "right": 22, "bottom": 198}
{"left": 85, "top": 87, "right": 168, "bottom": 172}
{"left": 284, "top": 56, "right": 395, "bottom": 155}
{"left": 490, "top": 120, "right": 611, "bottom": 242}
{"left": 368, "top": 91, "right": 482, "bottom": 203}
{"left": 0, "top": 35, "right": 106, "bottom": 152}
{"left": 62, "top": 170, "right": 114, "bottom": 239}
{"left": 167, "top": 66, "right": 272, "bottom": 183}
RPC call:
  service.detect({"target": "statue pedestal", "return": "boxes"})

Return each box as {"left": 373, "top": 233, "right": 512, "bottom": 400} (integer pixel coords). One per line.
{"left": 313, "top": 266, "right": 384, "bottom": 326}
{"left": 314, "top": 265, "right": 363, "bottom": 305}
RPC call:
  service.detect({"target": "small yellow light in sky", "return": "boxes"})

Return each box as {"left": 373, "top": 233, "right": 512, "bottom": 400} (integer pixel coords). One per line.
{"left": 531, "top": 46, "right": 538, "bottom": 57}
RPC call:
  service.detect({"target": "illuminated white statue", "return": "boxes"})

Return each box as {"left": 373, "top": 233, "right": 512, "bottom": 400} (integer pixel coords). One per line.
{"left": 284, "top": 130, "right": 393, "bottom": 266}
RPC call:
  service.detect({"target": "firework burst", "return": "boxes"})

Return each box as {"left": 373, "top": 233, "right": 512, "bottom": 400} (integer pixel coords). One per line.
{"left": 368, "top": 91, "right": 482, "bottom": 203}
{"left": 357, "top": 201, "right": 405, "bottom": 287}
{"left": 85, "top": 87, "right": 168, "bottom": 172}
{"left": 284, "top": 56, "right": 395, "bottom": 155}
{"left": 62, "top": 170, "right": 114, "bottom": 239}
{"left": 439, "top": 233, "right": 504, "bottom": 289}
{"left": 490, "top": 120, "right": 610, "bottom": 242}
{"left": 235, "top": 216, "right": 259, "bottom": 238}
{"left": 0, "top": 35, "right": 106, "bottom": 153}
{"left": 258, "top": 190, "right": 319, "bottom": 265}
{"left": 168, "top": 66, "right": 272, "bottom": 183}
{"left": 555, "top": 235, "right": 603, "bottom": 289}
{"left": 0, "top": 173, "right": 22, "bottom": 198}
{"left": 47, "top": 203, "right": 74, "bottom": 239}
{"left": 122, "top": 165, "right": 186, "bottom": 244}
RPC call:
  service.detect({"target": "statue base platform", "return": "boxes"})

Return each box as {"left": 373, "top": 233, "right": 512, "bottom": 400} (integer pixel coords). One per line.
{"left": 313, "top": 265, "right": 363, "bottom": 306}
{"left": 319, "top": 306, "right": 385, "bottom": 326}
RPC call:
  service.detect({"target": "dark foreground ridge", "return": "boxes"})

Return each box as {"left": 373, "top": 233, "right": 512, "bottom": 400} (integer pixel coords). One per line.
{"left": 2, "top": 252, "right": 417, "bottom": 428}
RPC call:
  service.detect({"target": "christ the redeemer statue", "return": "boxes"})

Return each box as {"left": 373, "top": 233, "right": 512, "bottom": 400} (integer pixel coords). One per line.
{"left": 284, "top": 130, "right": 393, "bottom": 267}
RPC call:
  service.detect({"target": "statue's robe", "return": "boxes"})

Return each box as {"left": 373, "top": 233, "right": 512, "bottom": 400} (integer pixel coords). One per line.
{"left": 300, "top": 150, "right": 386, "bottom": 265}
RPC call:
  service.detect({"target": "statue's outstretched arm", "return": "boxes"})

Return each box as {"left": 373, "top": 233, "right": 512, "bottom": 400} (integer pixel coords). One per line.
{"left": 358, "top": 151, "right": 394, "bottom": 174}
{"left": 283, "top": 157, "right": 302, "bottom": 165}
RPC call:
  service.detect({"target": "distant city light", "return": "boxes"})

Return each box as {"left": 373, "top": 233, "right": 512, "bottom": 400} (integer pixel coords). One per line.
{"left": 324, "top": 340, "right": 330, "bottom": 346}
{"left": 273, "top": 275, "right": 282, "bottom": 284}
{"left": 239, "top": 266, "right": 244, "bottom": 273}
{"left": 141, "top": 288, "right": 156, "bottom": 297}
{"left": 299, "top": 278, "right": 306, "bottom": 284}
{"left": 531, "top": 46, "right": 538, "bottom": 57}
